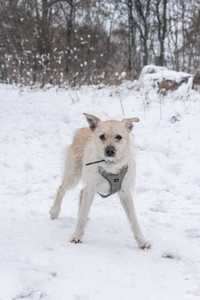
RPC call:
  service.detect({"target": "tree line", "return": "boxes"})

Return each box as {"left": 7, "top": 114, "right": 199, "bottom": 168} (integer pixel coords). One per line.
{"left": 0, "top": 0, "right": 200, "bottom": 86}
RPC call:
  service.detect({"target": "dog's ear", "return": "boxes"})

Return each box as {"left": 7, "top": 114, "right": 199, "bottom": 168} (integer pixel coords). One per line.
{"left": 122, "top": 117, "right": 140, "bottom": 131}
{"left": 83, "top": 113, "right": 101, "bottom": 130}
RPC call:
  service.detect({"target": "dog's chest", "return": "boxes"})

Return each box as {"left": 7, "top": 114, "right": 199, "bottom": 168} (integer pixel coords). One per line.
{"left": 96, "top": 175, "right": 110, "bottom": 195}
{"left": 82, "top": 160, "right": 134, "bottom": 195}
{"left": 96, "top": 173, "right": 110, "bottom": 195}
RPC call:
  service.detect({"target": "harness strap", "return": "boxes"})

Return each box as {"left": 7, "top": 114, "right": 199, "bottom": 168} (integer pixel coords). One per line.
{"left": 98, "top": 165, "right": 128, "bottom": 198}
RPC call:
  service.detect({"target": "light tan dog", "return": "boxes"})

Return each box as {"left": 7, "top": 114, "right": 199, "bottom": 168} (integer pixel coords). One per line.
{"left": 49, "top": 113, "right": 151, "bottom": 249}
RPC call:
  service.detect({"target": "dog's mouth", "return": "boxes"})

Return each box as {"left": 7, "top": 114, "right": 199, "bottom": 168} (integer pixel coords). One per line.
{"left": 104, "top": 157, "right": 115, "bottom": 163}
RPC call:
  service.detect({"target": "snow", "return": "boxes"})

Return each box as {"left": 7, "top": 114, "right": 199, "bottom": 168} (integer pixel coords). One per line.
{"left": 0, "top": 81, "right": 200, "bottom": 300}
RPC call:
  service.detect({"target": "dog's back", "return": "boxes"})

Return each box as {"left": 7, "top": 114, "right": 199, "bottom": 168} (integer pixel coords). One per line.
{"left": 70, "top": 127, "right": 92, "bottom": 167}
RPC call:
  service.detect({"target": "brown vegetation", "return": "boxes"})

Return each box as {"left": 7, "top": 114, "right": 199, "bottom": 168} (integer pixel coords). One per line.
{"left": 0, "top": 0, "right": 200, "bottom": 86}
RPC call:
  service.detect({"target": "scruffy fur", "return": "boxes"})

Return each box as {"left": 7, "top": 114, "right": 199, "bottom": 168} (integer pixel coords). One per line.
{"left": 49, "top": 113, "right": 151, "bottom": 249}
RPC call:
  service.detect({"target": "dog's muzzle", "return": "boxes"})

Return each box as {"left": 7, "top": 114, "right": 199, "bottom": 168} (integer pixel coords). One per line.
{"left": 105, "top": 145, "right": 116, "bottom": 157}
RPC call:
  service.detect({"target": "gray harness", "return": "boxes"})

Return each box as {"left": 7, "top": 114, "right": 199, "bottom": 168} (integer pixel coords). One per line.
{"left": 98, "top": 165, "right": 128, "bottom": 198}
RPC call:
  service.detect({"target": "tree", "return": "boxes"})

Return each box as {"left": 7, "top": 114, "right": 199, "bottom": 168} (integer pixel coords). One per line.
{"left": 127, "top": 0, "right": 136, "bottom": 76}
{"left": 154, "top": 0, "right": 168, "bottom": 66}
{"left": 133, "top": 0, "right": 152, "bottom": 66}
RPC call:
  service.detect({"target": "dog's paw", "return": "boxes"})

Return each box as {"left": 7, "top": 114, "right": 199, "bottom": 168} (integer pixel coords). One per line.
{"left": 70, "top": 237, "right": 82, "bottom": 244}
{"left": 138, "top": 240, "right": 151, "bottom": 250}
{"left": 49, "top": 205, "right": 60, "bottom": 220}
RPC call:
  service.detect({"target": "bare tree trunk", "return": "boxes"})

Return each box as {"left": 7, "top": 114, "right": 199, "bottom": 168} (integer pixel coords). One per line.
{"left": 133, "top": 0, "right": 151, "bottom": 67}
{"left": 41, "top": 0, "right": 51, "bottom": 55}
{"left": 143, "top": 39, "right": 148, "bottom": 65}
{"left": 65, "top": 0, "right": 75, "bottom": 74}
{"left": 155, "top": 0, "right": 168, "bottom": 66}
{"left": 127, "top": 0, "right": 136, "bottom": 76}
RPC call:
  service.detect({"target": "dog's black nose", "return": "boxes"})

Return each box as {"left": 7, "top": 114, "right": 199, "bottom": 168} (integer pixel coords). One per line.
{"left": 105, "top": 145, "right": 116, "bottom": 157}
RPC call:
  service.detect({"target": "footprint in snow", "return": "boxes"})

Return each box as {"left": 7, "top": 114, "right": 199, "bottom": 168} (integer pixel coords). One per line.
{"left": 162, "top": 251, "right": 181, "bottom": 260}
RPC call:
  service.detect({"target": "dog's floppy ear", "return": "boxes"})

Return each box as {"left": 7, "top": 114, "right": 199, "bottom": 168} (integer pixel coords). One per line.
{"left": 83, "top": 113, "right": 101, "bottom": 130}
{"left": 122, "top": 117, "right": 140, "bottom": 131}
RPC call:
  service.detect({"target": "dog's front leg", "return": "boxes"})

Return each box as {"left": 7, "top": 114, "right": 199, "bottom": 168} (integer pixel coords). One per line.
{"left": 119, "top": 190, "right": 151, "bottom": 249}
{"left": 70, "top": 186, "right": 95, "bottom": 243}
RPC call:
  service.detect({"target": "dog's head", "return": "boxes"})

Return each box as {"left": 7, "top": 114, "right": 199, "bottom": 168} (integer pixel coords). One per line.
{"left": 84, "top": 113, "right": 139, "bottom": 162}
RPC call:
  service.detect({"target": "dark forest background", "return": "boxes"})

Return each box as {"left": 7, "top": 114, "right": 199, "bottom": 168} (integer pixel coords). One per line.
{"left": 0, "top": 0, "right": 200, "bottom": 86}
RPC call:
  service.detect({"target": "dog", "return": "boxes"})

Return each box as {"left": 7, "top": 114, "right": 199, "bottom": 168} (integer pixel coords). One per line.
{"left": 49, "top": 113, "right": 151, "bottom": 249}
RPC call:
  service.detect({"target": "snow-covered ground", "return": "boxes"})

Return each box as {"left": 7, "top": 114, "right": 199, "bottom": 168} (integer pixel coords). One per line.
{"left": 0, "top": 82, "right": 200, "bottom": 300}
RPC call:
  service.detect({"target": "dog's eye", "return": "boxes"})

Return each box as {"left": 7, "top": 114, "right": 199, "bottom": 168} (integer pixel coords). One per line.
{"left": 115, "top": 134, "right": 122, "bottom": 141}
{"left": 99, "top": 134, "right": 106, "bottom": 141}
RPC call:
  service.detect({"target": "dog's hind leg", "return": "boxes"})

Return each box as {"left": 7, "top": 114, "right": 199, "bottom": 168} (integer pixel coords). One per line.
{"left": 49, "top": 183, "right": 69, "bottom": 220}
{"left": 49, "top": 147, "right": 81, "bottom": 219}
{"left": 78, "top": 189, "right": 84, "bottom": 216}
